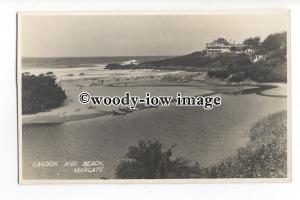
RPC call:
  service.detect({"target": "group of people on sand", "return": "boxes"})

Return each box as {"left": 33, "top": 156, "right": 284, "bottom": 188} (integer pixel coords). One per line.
{"left": 98, "top": 79, "right": 104, "bottom": 85}
{"left": 73, "top": 79, "right": 105, "bottom": 89}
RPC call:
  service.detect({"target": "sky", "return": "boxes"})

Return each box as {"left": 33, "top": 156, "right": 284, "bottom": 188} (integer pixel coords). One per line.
{"left": 20, "top": 12, "right": 289, "bottom": 57}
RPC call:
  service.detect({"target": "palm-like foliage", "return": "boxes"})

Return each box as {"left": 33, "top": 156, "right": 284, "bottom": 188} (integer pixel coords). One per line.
{"left": 115, "top": 140, "right": 201, "bottom": 179}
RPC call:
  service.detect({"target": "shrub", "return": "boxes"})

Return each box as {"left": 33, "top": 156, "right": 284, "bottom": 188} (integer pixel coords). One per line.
{"left": 246, "top": 61, "right": 286, "bottom": 82}
{"left": 115, "top": 140, "right": 201, "bottom": 179}
{"left": 260, "top": 32, "right": 287, "bottom": 52}
{"left": 243, "top": 37, "right": 261, "bottom": 49}
{"left": 22, "top": 72, "right": 67, "bottom": 114}
{"left": 207, "top": 70, "right": 230, "bottom": 79}
{"left": 229, "top": 72, "right": 246, "bottom": 82}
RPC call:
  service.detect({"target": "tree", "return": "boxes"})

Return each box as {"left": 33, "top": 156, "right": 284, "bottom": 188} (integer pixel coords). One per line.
{"left": 45, "top": 71, "right": 54, "bottom": 77}
{"left": 115, "top": 140, "right": 201, "bottom": 179}
{"left": 22, "top": 72, "right": 67, "bottom": 114}
{"left": 214, "top": 38, "right": 229, "bottom": 45}
{"left": 243, "top": 37, "right": 260, "bottom": 49}
{"left": 260, "top": 32, "right": 287, "bottom": 51}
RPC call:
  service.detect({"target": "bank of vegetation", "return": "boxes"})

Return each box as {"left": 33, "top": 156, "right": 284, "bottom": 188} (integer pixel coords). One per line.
{"left": 22, "top": 72, "right": 67, "bottom": 114}
{"left": 207, "top": 32, "right": 287, "bottom": 82}
{"left": 206, "top": 110, "right": 287, "bottom": 178}
{"left": 115, "top": 110, "right": 287, "bottom": 179}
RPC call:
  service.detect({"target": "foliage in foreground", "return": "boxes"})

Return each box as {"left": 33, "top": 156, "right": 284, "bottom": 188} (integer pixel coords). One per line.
{"left": 115, "top": 140, "right": 200, "bottom": 179}
{"left": 115, "top": 111, "right": 287, "bottom": 179}
{"left": 22, "top": 72, "right": 67, "bottom": 114}
{"left": 207, "top": 111, "right": 287, "bottom": 178}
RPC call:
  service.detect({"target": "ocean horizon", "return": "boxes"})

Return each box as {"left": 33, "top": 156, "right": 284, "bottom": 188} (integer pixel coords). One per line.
{"left": 22, "top": 56, "right": 172, "bottom": 69}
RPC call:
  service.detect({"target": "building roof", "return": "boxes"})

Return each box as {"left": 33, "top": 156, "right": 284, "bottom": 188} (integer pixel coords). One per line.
{"left": 231, "top": 43, "right": 247, "bottom": 48}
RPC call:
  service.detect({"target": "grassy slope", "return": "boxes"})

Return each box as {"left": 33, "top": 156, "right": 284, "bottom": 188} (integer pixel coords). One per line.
{"left": 206, "top": 110, "right": 287, "bottom": 178}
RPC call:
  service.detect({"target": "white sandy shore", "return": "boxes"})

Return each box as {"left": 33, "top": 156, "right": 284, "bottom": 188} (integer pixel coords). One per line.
{"left": 260, "top": 83, "right": 287, "bottom": 96}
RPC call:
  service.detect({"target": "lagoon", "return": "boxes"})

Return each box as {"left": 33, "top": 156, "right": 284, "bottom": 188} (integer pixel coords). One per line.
{"left": 22, "top": 92, "right": 286, "bottom": 180}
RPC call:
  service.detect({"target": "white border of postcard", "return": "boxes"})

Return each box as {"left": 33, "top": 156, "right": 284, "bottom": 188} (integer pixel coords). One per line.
{"left": 17, "top": 10, "right": 292, "bottom": 184}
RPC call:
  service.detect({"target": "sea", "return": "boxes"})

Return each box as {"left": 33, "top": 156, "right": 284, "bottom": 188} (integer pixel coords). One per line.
{"left": 22, "top": 56, "right": 170, "bottom": 79}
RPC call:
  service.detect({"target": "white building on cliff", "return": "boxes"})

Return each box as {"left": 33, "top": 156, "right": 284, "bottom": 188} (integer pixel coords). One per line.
{"left": 206, "top": 42, "right": 231, "bottom": 54}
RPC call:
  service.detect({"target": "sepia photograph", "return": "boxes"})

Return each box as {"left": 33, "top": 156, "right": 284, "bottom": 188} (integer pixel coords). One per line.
{"left": 17, "top": 11, "right": 290, "bottom": 183}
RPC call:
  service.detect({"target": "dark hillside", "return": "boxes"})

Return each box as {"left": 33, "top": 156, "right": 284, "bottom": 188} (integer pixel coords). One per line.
{"left": 143, "top": 51, "right": 251, "bottom": 70}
